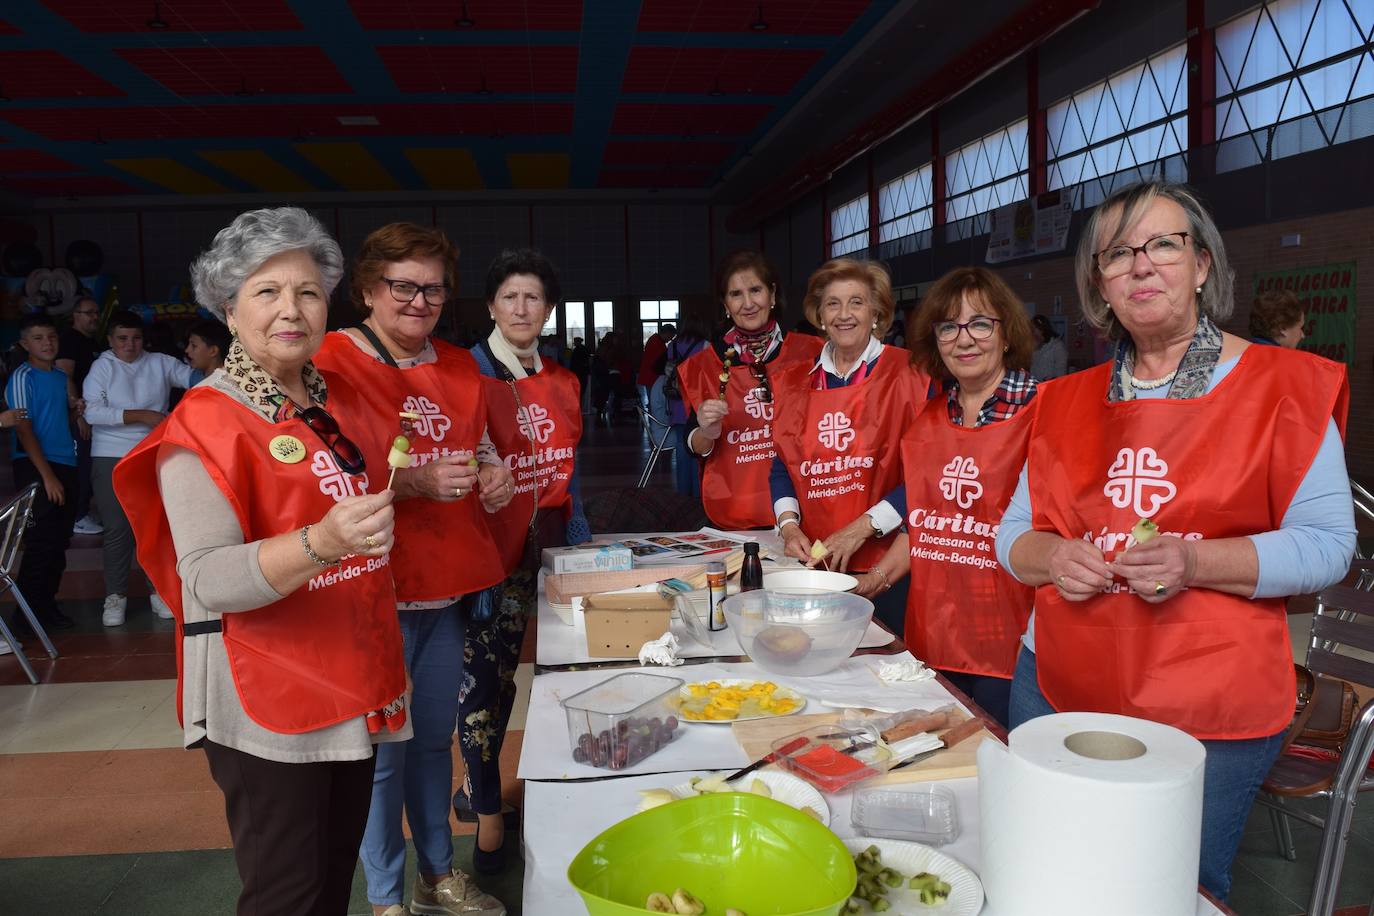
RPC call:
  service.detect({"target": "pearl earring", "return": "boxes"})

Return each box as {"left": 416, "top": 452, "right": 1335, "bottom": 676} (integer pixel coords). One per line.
{"left": 871, "top": 321, "right": 877, "bottom": 330}
{"left": 1195, "top": 286, "right": 1202, "bottom": 294}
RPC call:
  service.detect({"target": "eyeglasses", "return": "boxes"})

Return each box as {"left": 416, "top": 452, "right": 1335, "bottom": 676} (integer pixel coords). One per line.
{"left": 297, "top": 406, "right": 366, "bottom": 475}
{"left": 73, "top": 309, "right": 100, "bottom": 318}
{"left": 749, "top": 362, "right": 772, "bottom": 403}
{"left": 1094, "top": 231, "right": 1192, "bottom": 278}
{"left": 381, "top": 276, "right": 449, "bottom": 306}
{"left": 933, "top": 316, "right": 1001, "bottom": 342}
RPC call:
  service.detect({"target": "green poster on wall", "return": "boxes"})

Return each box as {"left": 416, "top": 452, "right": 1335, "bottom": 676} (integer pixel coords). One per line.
{"left": 1252, "top": 261, "right": 1357, "bottom": 370}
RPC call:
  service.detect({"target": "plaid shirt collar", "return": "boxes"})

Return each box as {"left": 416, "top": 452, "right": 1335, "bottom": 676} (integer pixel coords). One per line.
{"left": 945, "top": 367, "right": 1036, "bottom": 427}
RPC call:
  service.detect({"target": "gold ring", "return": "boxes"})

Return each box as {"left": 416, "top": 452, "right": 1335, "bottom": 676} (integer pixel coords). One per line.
{"left": 1154, "top": 581, "right": 1167, "bottom": 596}
{"left": 364, "top": 534, "right": 378, "bottom": 549}
{"left": 455, "top": 486, "right": 464, "bottom": 498}
{"left": 1056, "top": 575, "right": 1066, "bottom": 588}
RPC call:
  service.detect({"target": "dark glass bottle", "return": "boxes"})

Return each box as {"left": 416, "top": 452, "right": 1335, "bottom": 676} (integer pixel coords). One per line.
{"left": 740, "top": 542, "right": 764, "bottom": 592}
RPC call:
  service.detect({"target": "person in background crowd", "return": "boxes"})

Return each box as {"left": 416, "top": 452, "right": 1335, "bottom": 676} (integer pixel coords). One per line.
{"left": 1250, "top": 288, "right": 1306, "bottom": 348}
{"left": 460, "top": 248, "right": 590, "bottom": 876}
{"left": 592, "top": 331, "right": 622, "bottom": 422}
{"left": 656, "top": 317, "right": 709, "bottom": 496}
{"left": 184, "top": 319, "right": 232, "bottom": 375}
{"left": 57, "top": 295, "right": 102, "bottom": 536}
{"left": 115, "top": 207, "right": 408, "bottom": 916}
{"left": 996, "top": 181, "right": 1355, "bottom": 901}
{"left": 835, "top": 268, "right": 1039, "bottom": 726}
{"left": 637, "top": 322, "right": 675, "bottom": 410}
{"left": 313, "top": 222, "right": 510, "bottom": 916}
{"left": 5, "top": 315, "right": 78, "bottom": 642}
{"left": 769, "top": 258, "right": 931, "bottom": 632}
{"left": 678, "top": 251, "right": 822, "bottom": 529}
{"left": 84, "top": 311, "right": 197, "bottom": 627}
{"left": 1029, "top": 314, "right": 1068, "bottom": 379}
{"left": 570, "top": 335, "right": 591, "bottom": 401}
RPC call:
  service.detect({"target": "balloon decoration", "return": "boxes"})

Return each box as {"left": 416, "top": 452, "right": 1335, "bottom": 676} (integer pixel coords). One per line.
{"left": 65, "top": 239, "right": 104, "bottom": 277}
{"left": 25, "top": 267, "right": 80, "bottom": 315}
{"left": 0, "top": 238, "right": 118, "bottom": 326}
{"left": 1, "top": 241, "right": 42, "bottom": 279}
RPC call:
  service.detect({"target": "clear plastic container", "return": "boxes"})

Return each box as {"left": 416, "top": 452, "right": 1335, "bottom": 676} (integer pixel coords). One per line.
{"left": 771, "top": 723, "right": 893, "bottom": 793}
{"left": 561, "top": 672, "right": 684, "bottom": 770}
{"left": 851, "top": 784, "right": 960, "bottom": 845}
{"left": 723, "top": 587, "right": 874, "bottom": 677}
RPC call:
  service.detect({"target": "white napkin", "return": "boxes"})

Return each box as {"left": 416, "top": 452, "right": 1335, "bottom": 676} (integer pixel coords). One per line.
{"left": 886, "top": 732, "right": 943, "bottom": 761}
{"left": 770, "top": 657, "right": 952, "bottom": 713}
{"left": 874, "top": 657, "right": 936, "bottom": 683}
{"left": 637, "top": 632, "right": 685, "bottom": 667}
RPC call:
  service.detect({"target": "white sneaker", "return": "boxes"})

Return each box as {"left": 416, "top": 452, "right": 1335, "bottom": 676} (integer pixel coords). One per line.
{"left": 0, "top": 638, "right": 12, "bottom": 656}
{"left": 102, "top": 594, "right": 127, "bottom": 627}
{"left": 149, "top": 593, "right": 174, "bottom": 620}
{"left": 72, "top": 514, "right": 103, "bottom": 535}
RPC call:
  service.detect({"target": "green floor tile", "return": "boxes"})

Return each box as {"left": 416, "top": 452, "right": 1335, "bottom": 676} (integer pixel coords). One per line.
{"left": 1226, "top": 859, "right": 1305, "bottom": 916}
{"left": 0, "top": 852, "right": 143, "bottom": 914}
{"left": 1235, "top": 800, "right": 1374, "bottom": 913}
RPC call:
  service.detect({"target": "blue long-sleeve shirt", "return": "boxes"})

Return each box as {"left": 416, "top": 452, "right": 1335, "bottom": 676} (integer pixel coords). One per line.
{"left": 994, "top": 355, "right": 1356, "bottom": 650}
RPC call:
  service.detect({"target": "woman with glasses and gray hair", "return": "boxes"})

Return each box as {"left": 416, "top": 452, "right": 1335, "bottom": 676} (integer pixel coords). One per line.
{"left": 114, "top": 207, "right": 407, "bottom": 916}
{"left": 994, "top": 180, "right": 1356, "bottom": 901}
{"left": 313, "top": 222, "right": 509, "bottom": 916}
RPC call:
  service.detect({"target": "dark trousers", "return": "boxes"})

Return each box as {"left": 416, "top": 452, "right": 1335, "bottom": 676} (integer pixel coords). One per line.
{"left": 72, "top": 423, "right": 94, "bottom": 522}
{"left": 11, "top": 458, "right": 77, "bottom": 625}
{"left": 939, "top": 669, "right": 1012, "bottom": 729}
{"left": 203, "top": 740, "right": 377, "bottom": 916}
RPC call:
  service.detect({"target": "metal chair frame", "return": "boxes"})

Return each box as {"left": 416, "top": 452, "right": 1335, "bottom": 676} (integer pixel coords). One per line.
{"left": 635, "top": 404, "right": 675, "bottom": 489}
{"left": 1352, "top": 479, "right": 1374, "bottom": 560}
{"left": 0, "top": 483, "right": 59, "bottom": 684}
{"left": 1256, "top": 572, "right": 1374, "bottom": 916}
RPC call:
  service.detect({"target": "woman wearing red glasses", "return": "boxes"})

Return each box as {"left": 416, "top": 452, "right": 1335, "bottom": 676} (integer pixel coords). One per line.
{"left": 115, "top": 207, "right": 407, "bottom": 916}
{"left": 314, "top": 222, "right": 510, "bottom": 916}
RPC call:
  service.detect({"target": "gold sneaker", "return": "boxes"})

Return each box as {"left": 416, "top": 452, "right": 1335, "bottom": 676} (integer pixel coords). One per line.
{"left": 409, "top": 870, "right": 506, "bottom": 916}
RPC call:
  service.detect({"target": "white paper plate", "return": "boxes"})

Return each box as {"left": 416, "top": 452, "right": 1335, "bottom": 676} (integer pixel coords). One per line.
{"left": 676, "top": 678, "right": 807, "bottom": 724}
{"left": 842, "top": 838, "right": 984, "bottom": 915}
{"left": 763, "top": 569, "right": 859, "bottom": 592}
{"left": 667, "top": 770, "right": 830, "bottom": 826}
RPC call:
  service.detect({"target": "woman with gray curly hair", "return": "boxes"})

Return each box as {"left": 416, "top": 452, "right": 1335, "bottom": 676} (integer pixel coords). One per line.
{"left": 115, "top": 207, "right": 410, "bottom": 916}
{"left": 995, "top": 181, "right": 1355, "bottom": 901}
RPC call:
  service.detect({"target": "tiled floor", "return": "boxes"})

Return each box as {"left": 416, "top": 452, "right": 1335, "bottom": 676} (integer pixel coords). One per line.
{"left": 1, "top": 417, "right": 1371, "bottom": 915}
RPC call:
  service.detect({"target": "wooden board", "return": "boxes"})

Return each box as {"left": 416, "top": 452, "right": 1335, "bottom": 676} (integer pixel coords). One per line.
{"left": 730, "top": 711, "right": 995, "bottom": 784}
{"left": 545, "top": 565, "right": 705, "bottom": 605}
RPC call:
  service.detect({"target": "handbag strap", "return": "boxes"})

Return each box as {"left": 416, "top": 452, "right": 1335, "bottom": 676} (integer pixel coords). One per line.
{"left": 1281, "top": 664, "right": 1323, "bottom": 755}
{"left": 355, "top": 323, "right": 400, "bottom": 369}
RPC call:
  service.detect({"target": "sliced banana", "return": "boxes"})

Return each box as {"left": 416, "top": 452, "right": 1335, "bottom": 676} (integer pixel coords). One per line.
{"left": 694, "top": 774, "right": 729, "bottom": 794}
{"left": 801, "top": 805, "right": 823, "bottom": 821}
{"left": 725, "top": 909, "right": 748, "bottom": 916}
{"left": 672, "top": 888, "right": 705, "bottom": 915}
{"left": 636, "top": 788, "right": 676, "bottom": 812}
{"left": 749, "top": 778, "right": 773, "bottom": 798}
{"left": 645, "top": 891, "right": 676, "bottom": 912}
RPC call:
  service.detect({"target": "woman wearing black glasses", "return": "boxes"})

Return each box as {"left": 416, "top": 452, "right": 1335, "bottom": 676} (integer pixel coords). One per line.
{"left": 314, "top": 223, "right": 509, "bottom": 916}
{"left": 826, "top": 267, "right": 1040, "bottom": 727}
{"left": 115, "top": 207, "right": 407, "bottom": 916}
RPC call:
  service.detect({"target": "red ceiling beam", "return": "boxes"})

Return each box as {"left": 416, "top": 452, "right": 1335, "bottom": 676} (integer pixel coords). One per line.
{"left": 726, "top": 0, "right": 1099, "bottom": 233}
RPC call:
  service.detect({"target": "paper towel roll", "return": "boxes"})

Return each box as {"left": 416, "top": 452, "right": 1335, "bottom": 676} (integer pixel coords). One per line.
{"left": 978, "top": 712, "right": 1205, "bottom": 916}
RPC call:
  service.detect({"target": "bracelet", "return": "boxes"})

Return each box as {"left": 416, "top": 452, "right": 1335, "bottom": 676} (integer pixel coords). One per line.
{"left": 776, "top": 517, "right": 800, "bottom": 535}
{"left": 873, "top": 567, "right": 891, "bottom": 591}
{"left": 300, "top": 525, "right": 334, "bottom": 568}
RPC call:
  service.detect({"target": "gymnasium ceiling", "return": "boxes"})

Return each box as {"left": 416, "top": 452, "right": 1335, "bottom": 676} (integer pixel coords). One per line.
{"left": 0, "top": 0, "right": 1054, "bottom": 208}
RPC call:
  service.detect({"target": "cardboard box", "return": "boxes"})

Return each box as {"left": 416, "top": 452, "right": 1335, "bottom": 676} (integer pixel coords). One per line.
{"left": 582, "top": 591, "right": 674, "bottom": 658}
{"left": 542, "top": 542, "right": 633, "bottom": 574}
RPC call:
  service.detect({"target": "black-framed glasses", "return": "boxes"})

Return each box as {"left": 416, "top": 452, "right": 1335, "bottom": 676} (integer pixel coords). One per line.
{"left": 750, "top": 362, "right": 772, "bottom": 403}
{"left": 1094, "top": 231, "right": 1192, "bottom": 278}
{"left": 297, "top": 406, "right": 367, "bottom": 476}
{"left": 381, "top": 276, "right": 450, "bottom": 306}
{"left": 933, "top": 316, "right": 1001, "bottom": 343}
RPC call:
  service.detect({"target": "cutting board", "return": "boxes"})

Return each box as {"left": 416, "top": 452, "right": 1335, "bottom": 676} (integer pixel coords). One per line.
{"left": 730, "top": 711, "right": 995, "bottom": 784}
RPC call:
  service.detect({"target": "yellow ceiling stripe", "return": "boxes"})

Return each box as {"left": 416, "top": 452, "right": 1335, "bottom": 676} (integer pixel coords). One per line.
{"left": 406, "top": 148, "right": 484, "bottom": 191}
{"left": 198, "top": 150, "right": 314, "bottom": 193}
{"left": 106, "top": 158, "right": 229, "bottom": 194}
{"left": 506, "top": 152, "right": 570, "bottom": 190}
{"left": 292, "top": 143, "right": 398, "bottom": 191}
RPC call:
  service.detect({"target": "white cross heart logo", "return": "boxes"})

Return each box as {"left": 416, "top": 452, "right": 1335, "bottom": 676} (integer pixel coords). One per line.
{"left": 309, "top": 450, "right": 369, "bottom": 502}
{"left": 939, "top": 456, "right": 983, "bottom": 509}
{"left": 517, "top": 402, "right": 556, "bottom": 444}
{"left": 816, "top": 411, "right": 855, "bottom": 451}
{"left": 402, "top": 395, "right": 451, "bottom": 441}
{"left": 1103, "top": 446, "right": 1176, "bottom": 518}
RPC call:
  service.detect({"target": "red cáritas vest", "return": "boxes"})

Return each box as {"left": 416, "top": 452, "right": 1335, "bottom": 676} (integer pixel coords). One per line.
{"left": 1028, "top": 344, "right": 1348, "bottom": 739}
{"left": 479, "top": 360, "right": 582, "bottom": 572}
{"left": 772, "top": 345, "right": 930, "bottom": 571}
{"left": 114, "top": 385, "right": 406, "bottom": 734}
{"left": 901, "top": 397, "right": 1035, "bottom": 678}
{"left": 678, "top": 333, "right": 823, "bottom": 530}
{"left": 315, "top": 332, "right": 504, "bottom": 601}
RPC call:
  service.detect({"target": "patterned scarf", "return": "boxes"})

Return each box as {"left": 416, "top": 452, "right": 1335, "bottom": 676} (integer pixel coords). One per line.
{"left": 1109, "top": 313, "right": 1223, "bottom": 402}
{"left": 222, "top": 338, "right": 329, "bottom": 422}
{"left": 723, "top": 320, "right": 783, "bottom": 365}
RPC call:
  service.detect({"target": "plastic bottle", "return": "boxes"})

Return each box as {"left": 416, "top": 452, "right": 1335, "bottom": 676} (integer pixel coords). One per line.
{"left": 707, "top": 561, "right": 727, "bottom": 631}
{"left": 740, "top": 542, "right": 763, "bottom": 592}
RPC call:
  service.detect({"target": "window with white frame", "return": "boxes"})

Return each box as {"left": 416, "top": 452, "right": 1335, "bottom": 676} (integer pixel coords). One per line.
{"left": 639, "top": 299, "right": 680, "bottom": 346}
{"left": 944, "top": 118, "right": 1029, "bottom": 227}
{"left": 565, "top": 301, "right": 587, "bottom": 348}
{"left": 877, "top": 163, "right": 934, "bottom": 256}
{"left": 1215, "top": 0, "right": 1374, "bottom": 170}
{"left": 541, "top": 303, "right": 559, "bottom": 337}
{"left": 829, "top": 193, "right": 869, "bottom": 257}
{"left": 592, "top": 300, "right": 614, "bottom": 343}
{"left": 1046, "top": 43, "right": 1189, "bottom": 201}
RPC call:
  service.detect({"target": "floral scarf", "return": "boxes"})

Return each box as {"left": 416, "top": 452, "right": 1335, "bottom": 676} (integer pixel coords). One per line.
{"left": 723, "top": 319, "right": 783, "bottom": 365}
{"left": 1109, "top": 314, "right": 1223, "bottom": 402}
{"left": 222, "top": 338, "right": 329, "bottom": 422}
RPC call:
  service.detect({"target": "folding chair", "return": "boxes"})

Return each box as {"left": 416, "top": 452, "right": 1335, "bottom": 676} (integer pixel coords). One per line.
{"left": 1255, "top": 578, "right": 1374, "bottom": 916}
{"left": 636, "top": 404, "right": 675, "bottom": 489}
{"left": 0, "top": 483, "right": 60, "bottom": 684}
{"left": 1352, "top": 478, "right": 1374, "bottom": 560}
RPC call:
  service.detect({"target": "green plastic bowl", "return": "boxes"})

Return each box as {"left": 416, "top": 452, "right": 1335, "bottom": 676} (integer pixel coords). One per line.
{"left": 567, "top": 792, "right": 856, "bottom": 915}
